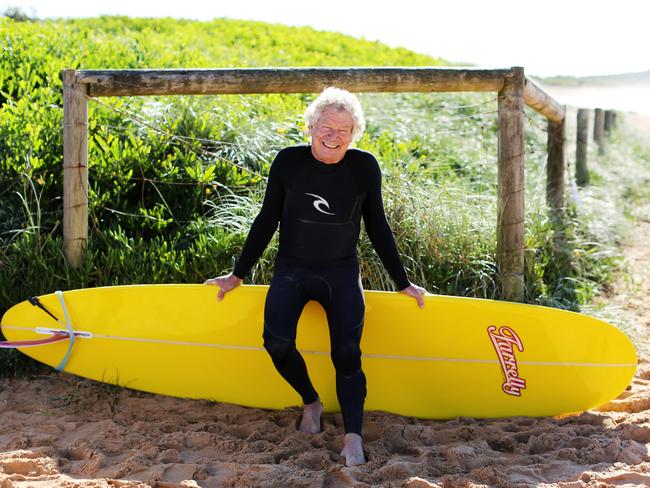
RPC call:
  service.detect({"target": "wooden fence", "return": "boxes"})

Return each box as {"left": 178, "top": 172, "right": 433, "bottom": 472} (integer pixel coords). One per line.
{"left": 62, "top": 66, "right": 566, "bottom": 301}
{"left": 575, "top": 107, "right": 617, "bottom": 187}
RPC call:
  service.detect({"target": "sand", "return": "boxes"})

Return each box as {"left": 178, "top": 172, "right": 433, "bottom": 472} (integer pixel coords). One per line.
{"left": 1, "top": 194, "right": 649, "bottom": 488}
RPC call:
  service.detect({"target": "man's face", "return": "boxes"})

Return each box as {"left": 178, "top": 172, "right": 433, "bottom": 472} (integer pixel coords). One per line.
{"left": 310, "top": 106, "right": 354, "bottom": 164}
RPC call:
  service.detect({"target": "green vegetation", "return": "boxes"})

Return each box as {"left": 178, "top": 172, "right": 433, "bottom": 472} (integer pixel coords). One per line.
{"left": 1, "top": 15, "right": 649, "bottom": 375}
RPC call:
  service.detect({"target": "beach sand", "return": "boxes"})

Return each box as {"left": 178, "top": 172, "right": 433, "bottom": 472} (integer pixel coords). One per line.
{"left": 1, "top": 212, "right": 649, "bottom": 488}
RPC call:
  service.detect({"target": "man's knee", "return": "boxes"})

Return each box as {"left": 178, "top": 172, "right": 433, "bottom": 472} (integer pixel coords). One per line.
{"left": 263, "top": 333, "right": 295, "bottom": 366}
{"left": 331, "top": 339, "right": 362, "bottom": 377}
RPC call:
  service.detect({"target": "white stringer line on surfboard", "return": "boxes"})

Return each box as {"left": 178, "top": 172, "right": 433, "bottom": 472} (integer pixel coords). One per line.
{"left": 3, "top": 325, "right": 638, "bottom": 368}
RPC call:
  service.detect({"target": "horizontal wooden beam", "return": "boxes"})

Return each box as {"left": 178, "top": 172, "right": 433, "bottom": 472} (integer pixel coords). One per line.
{"left": 523, "top": 78, "right": 565, "bottom": 122}
{"left": 73, "top": 67, "right": 565, "bottom": 122}
{"left": 75, "top": 67, "right": 511, "bottom": 97}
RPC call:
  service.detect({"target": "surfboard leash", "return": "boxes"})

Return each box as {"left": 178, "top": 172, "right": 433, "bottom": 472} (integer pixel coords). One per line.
{"left": 0, "top": 333, "right": 71, "bottom": 348}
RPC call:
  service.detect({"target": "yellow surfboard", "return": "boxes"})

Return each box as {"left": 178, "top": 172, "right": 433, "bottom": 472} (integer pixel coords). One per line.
{"left": 0, "top": 284, "right": 637, "bottom": 419}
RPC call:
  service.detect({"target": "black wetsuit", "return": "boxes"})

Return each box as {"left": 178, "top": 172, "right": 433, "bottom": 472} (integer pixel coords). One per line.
{"left": 233, "top": 145, "right": 410, "bottom": 435}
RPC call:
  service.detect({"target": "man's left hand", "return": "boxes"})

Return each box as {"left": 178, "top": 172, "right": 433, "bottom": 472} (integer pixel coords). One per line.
{"left": 399, "top": 284, "right": 429, "bottom": 308}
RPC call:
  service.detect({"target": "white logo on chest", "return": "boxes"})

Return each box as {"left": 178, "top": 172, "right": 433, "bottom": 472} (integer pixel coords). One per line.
{"left": 305, "top": 192, "right": 335, "bottom": 215}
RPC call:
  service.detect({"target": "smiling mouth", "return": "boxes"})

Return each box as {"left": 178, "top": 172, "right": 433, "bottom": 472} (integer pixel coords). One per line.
{"left": 322, "top": 141, "right": 340, "bottom": 149}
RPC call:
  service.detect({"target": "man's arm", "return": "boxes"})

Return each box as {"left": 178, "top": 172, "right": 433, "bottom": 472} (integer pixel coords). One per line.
{"left": 361, "top": 157, "right": 428, "bottom": 307}
{"left": 232, "top": 153, "right": 286, "bottom": 279}
{"left": 205, "top": 152, "right": 286, "bottom": 299}
{"left": 361, "top": 158, "right": 411, "bottom": 291}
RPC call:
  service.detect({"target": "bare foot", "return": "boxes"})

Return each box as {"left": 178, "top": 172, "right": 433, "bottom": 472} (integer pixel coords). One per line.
{"left": 298, "top": 398, "right": 322, "bottom": 434}
{"left": 340, "top": 433, "right": 366, "bottom": 466}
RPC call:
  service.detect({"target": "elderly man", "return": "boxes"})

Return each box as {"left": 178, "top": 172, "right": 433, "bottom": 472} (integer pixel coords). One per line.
{"left": 205, "top": 87, "right": 427, "bottom": 466}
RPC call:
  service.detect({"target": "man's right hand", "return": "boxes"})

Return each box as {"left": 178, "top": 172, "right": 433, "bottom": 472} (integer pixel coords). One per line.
{"left": 203, "top": 273, "right": 243, "bottom": 301}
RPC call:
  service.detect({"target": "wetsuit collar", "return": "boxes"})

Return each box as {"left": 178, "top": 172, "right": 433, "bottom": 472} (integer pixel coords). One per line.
{"left": 309, "top": 145, "right": 348, "bottom": 173}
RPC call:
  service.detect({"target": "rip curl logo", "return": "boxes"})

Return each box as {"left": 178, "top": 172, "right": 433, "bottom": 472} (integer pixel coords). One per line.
{"left": 305, "top": 192, "right": 335, "bottom": 216}
{"left": 487, "top": 325, "right": 526, "bottom": 397}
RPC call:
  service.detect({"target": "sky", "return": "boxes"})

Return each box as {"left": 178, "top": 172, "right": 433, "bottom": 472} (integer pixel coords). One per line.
{"left": 3, "top": 0, "right": 649, "bottom": 78}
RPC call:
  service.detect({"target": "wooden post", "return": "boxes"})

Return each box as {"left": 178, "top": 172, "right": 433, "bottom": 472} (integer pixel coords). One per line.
{"left": 63, "top": 69, "right": 89, "bottom": 269}
{"left": 594, "top": 108, "right": 605, "bottom": 155}
{"left": 576, "top": 109, "right": 590, "bottom": 186}
{"left": 604, "top": 110, "right": 615, "bottom": 135}
{"left": 547, "top": 116, "right": 566, "bottom": 220}
{"left": 497, "top": 67, "right": 526, "bottom": 302}
{"left": 548, "top": 116, "right": 571, "bottom": 284}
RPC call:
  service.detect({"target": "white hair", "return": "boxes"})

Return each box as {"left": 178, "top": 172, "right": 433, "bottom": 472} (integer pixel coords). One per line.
{"left": 304, "top": 87, "right": 366, "bottom": 142}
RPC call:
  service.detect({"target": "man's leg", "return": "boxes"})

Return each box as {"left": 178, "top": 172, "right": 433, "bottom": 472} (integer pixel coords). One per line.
{"left": 333, "top": 327, "right": 367, "bottom": 466}
{"left": 321, "top": 266, "right": 367, "bottom": 465}
{"left": 263, "top": 266, "right": 320, "bottom": 432}
{"left": 331, "top": 326, "right": 366, "bottom": 436}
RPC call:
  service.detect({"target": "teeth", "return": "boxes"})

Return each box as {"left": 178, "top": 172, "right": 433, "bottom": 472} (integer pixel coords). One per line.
{"left": 323, "top": 142, "right": 339, "bottom": 149}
